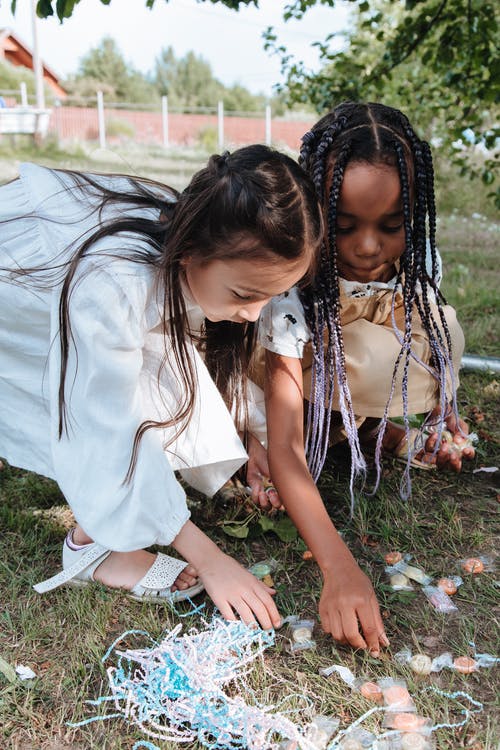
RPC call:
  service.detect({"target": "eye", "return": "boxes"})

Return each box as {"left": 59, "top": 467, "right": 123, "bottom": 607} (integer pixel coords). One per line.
{"left": 232, "top": 290, "right": 252, "bottom": 301}
{"left": 381, "top": 223, "right": 404, "bottom": 233}
{"left": 336, "top": 225, "right": 355, "bottom": 234}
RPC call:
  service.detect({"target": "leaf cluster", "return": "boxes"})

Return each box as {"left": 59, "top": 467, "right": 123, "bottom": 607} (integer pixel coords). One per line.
{"left": 10, "top": 0, "right": 258, "bottom": 23}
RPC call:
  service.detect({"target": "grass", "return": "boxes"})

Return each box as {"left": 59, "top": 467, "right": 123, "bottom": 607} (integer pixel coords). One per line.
{"left": 0, "top": 142, "right": 499, "bottom": 749}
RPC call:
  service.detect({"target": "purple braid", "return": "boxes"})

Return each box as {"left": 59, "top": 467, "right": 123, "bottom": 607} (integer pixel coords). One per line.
{"left": 299, "top": 101, "right": 460, "bottom": 502}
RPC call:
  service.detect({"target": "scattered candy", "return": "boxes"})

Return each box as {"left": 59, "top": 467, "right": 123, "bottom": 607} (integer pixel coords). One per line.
{"left": 390, "top": 573, "right": 413, "bottom": 590}
{"left": 385, "top": 551, "right": 403, "bottom": 565}
{"left": 286, "top": 617, "right": 316, "bottom": 653}
{"left": 401, "top": 732, "right": 430, "bottom": 750}
{"left": 390, "top": 713, "right": 428, "bottom": 732}
{"left": 359, "top": 680, "right": 383, "bottom": 703}
{"left": 422, "top": 585, "right": 458, "bottom": 613}
{"left": 409, "top": 654, "right": 433, "bottom": 676}
{"left": 436, "top": 577, "right": 459, "bottom": 595}
{"left": 453, "top": 656, "right": 478, "bottom": 674}
{"left": 461, "top": 557, "right": 485, "bottom": 574}
{"left": 380, "top": 679, "right": 415, "bottom": 712}
{"left": 302, "top": 550, "right": 314, "bottom": 561}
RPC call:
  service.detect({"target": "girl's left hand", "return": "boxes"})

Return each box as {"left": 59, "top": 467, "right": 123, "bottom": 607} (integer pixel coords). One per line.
{"left": 246, "top": 433, "right": 283, "bottom": 510}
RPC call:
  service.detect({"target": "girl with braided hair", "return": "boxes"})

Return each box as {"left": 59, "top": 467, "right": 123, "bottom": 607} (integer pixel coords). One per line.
{"left": 257, "top": 102, "right": 472, "bottom": 653}
{"left": 0, "top": 145, "right": 323, "bottom": 630}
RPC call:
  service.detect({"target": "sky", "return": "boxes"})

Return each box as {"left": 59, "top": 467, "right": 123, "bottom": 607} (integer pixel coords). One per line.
{"left": 1, "top": 0, "right": 353, "bottom": 96}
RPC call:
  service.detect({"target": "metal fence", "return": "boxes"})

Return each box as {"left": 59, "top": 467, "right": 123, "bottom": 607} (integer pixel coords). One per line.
{"left": 0, "top": 86, "right": 313, "bottom": 151}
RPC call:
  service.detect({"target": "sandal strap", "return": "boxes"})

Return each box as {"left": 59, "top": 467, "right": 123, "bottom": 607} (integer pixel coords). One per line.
{"left": 131, "top": 552, "right": 188, "bottom": 594}
{"left": 33, "top": 543, "right": 110, "bottom": 593}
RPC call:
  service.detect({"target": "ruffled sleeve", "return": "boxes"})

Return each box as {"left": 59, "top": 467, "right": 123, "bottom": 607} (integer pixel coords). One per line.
{"left": 257, "top": 286, "right": 310, "bottom": 359}
{"left": 48, "top": 259, "right": 190, "bottom": 552}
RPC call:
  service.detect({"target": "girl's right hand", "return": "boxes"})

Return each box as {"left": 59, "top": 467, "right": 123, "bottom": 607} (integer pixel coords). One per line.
{"left": 198, "top": 550, "right": 281, "bottom": 631}
{"left": 320, "top": 563, "right": 389, "bottom": 656}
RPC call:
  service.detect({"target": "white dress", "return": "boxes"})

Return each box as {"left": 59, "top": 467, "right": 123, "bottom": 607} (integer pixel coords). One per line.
{"left": 0, "top": 163, "right": 265, "bottom": 551}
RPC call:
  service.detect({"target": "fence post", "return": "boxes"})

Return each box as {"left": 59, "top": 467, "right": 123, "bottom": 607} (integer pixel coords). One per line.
{"left": 265, "top": 104, "right": 271, "bottom": 146}
{"left": 20, "top": 82, "right": 28, "bottom": 107}
{"left": 217, "top": 100, "right": 224, "bottom": 151}
{"left": 97, "top": 90, "right": 106, "bottom": 149}
{"left": 162, "top": 95, "right": 169, "bottom": 148}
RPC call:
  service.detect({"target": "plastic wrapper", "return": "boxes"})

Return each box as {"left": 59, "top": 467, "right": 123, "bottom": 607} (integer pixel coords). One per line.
{"left": 458, "top": 554, "right": 495, "bottom": 575}
{"left": 303, "top": 715, "right": 340, "bottom": 749}
{"left": 379, "top": 678, "right": 416, "bottom": 712}
{"left": 382, "top": 713, "right": 431, "bottom": 733}
{"left": 248, "top": 558, "right": 278, "bottom": 588}
{"left": 337, "top": 727, "right": 376, "bottom": 749}
{"left": 435, "top": 575, "right": 462, "bottom": 595}
{"left": 375, "top": 732, "right": 436, "bottom": 750}
{"left": 389, "top": 561, "right": 432, "bottom": 586}
{"left": 394, "top": 648, "right": 433, "bottom": 675}
{"left": 319, "top": 663, "right": 356, "bottom": 686}
{"left": 422, "top": 585, "right": 458, "bottom": 613}
{"left": 285, "top": 616, "right": 316, "bottom": 653}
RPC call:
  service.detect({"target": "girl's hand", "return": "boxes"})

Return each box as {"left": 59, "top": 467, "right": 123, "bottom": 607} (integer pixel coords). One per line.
{"left": 320, "top": 563, "right": 389, "bottom": 656}
{"left": 246, "top": 433, "right": 283, "bottom": 510}
{"left": 198, "top": 549, "right": 281, "bottom": 631}
{"left": 425, "top": 409, "right": 475, "bottom": 472}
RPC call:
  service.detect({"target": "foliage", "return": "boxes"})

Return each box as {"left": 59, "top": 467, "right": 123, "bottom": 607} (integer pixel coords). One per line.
{"left": 264, "top": 0, "right": 500, "bottom": 205}
{"left": 0, "top": 60, "right": 55, "bottom": 104}
{"left": 10, "top": 0, "right": 257, "bottom": 22}
{"left": 70, "top": 36, "right": 159, "bottom": 104}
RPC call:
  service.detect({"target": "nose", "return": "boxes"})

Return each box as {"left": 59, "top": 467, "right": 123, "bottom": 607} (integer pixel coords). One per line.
{"left": 356, "top": 230, "right": 381, "bottom": 257}
{"left": 238, "top": 300, "right": 268, "bottom": 323}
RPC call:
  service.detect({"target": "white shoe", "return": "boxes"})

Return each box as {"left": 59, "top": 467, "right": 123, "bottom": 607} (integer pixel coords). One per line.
{"left": 33, "top": 533, "right": 205, "bottom": 603}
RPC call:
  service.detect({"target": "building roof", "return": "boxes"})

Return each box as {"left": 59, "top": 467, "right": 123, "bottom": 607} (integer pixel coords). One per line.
{"left": 0, "top": 28, "right": 67, "bottom": 98}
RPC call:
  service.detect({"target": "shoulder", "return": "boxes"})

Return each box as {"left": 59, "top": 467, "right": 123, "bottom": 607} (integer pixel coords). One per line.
{"left": 258, "top": 286, "right": 310, "bottom": 358}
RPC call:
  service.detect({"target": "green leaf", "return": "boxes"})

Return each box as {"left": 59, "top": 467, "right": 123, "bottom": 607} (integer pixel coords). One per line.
{"left": 221, "top": 523, "right": 249, "bottom": 539}
{"left": 481, "top": 170, "right": 494, "bottom": 186}
{"left": 0, "top": 654, "right": 17, "bottom": 684}
{"left": 258, "top": 515, "right": 277, "bottom": 532}
{"left": 272, "top": 516, "right": 298, "bottom": 542}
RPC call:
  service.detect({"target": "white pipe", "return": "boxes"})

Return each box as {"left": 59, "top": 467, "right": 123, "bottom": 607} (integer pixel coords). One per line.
{"left": 461, "top": 354, "right": 500, "bottom": 373}
{"left": 97, "top": 90, "right": 106, "bottom": 149}
{"left": 162, "top": 95, "right": 169, "bottom": 148}
{"left": 265, "top": 104, "right": 271, "bottom": 146}
{"left": 30, "top": 0, "right": 45, "bottom": 109}
{"left": 217, "top": 100, "right": 224, "bottom": 151}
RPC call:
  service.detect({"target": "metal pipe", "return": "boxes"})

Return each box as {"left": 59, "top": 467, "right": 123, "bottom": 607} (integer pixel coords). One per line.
{"left": 461, "top": 354, "right": 500, "bottom": 373}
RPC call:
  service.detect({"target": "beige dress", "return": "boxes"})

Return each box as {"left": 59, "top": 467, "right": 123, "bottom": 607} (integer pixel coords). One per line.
{"left": 258, "top": 266, "right": 465, "bottom": 424}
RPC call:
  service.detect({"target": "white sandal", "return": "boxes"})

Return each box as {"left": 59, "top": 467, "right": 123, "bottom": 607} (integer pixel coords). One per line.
{"left": 33, "top": 533, "right": 205, "bottom": 603}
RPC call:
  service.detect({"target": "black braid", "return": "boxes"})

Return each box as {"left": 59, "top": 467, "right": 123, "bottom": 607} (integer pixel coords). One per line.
{"left": 299, "top": 101, "right": 460, "bottom": 501}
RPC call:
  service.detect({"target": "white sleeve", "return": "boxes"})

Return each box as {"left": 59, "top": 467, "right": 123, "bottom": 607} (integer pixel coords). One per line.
{"left": 49, "top": 263, "right": 189, "bottom": 552}
{"left": 257, "top": 286, "right": 310, "bottom": 359}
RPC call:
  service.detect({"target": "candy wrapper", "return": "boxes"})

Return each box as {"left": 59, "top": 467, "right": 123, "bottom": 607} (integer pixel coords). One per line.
{"left": 389, "top": 561, "right": 432, "bottom": 586}
{"left": 422, "top": 585, "right": 458, "bottom": 613}
{"left": 375, "top": 730, "right": 436, "bottom": 750}
{"left": 382, "top": 713, "right": 432, "bottom": 733}
{"left": 379, "top": 678, "right": 416, "bottom": 712}
{"left": 435, "top": 576, "right": 463, "bottom": 595}
{"left": 458, "top": 555, "right": 495, "bottom": 575}
{"left": 248, "top": 558, "right": 279, "bottom": 588}
{"left": 394, "top": 648, "right": 433, "bottom": 676}
{"left": 336, "top": 727, "right": 377, "bottom": 749}
{"left": 303, "top": 715, "right": 340, "bottom": 749}
{"left": 285, "top": 616, "right": 316, "bottom": 653}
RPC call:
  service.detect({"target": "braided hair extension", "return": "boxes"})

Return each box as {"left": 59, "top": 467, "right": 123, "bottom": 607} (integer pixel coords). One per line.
{"left": 299, "top": 102, "right": 458, "bottom": 500}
